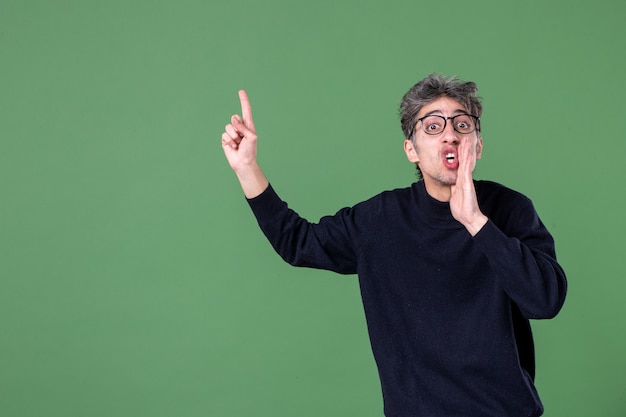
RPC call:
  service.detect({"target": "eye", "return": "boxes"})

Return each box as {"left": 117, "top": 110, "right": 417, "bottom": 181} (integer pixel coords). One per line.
{"left": 423, "top": 116, "right": 443, "bottom": 133}
{"left": 454, "top": 116, "right": 474, "bottom": 132}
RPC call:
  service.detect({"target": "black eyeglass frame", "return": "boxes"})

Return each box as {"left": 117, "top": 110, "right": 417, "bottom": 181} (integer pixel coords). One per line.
{"left": 408, "top": 114, "right": 480, "bottom": 138}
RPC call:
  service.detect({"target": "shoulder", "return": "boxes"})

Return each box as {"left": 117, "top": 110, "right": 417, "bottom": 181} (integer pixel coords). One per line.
{"left": 475, "top": 180, "right": 532, "bottom": 208}
{"left": 475, "top": 180, "right": 539, "bottom": 229}
{"left": 341, "top": 184, "right": 414, "bottom": 221}
{"left": 351, "top": 184, "right": 414, "bottom": 207}
{"left": 366, "top": 184, "right": 415, "bottom": 210}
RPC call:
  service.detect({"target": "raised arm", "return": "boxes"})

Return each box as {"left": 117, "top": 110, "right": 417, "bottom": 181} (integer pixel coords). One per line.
{"left": 221, "top": 90, "right": 269, "bottom": 198}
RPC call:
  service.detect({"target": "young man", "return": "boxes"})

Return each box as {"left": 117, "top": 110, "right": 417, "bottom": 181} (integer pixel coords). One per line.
{"left": 221, "top": 74, "right": 567, "bottom": 417}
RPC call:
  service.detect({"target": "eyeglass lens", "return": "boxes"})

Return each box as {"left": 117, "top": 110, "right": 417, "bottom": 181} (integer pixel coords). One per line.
{"left": 421, "top": 115, "right": 476, "bottom": 135}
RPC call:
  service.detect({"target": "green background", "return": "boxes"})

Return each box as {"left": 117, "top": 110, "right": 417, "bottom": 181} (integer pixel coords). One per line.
{"left": 1, "top": 0, "right": 624, "bottom": 416}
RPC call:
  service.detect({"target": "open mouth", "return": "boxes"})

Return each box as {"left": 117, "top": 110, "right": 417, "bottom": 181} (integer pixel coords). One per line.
{"left": 442, "top": 149, "right": 459, "bottom": 169}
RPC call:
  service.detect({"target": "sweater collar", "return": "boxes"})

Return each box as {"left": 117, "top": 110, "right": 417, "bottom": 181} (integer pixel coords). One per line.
{"left": 412, "top": 181, "right": 460, "bottom": 226}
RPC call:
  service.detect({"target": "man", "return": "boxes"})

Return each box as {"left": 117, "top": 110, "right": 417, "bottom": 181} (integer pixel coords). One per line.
{"left": 221, "top": 74, "right": 567, "bottom": 417}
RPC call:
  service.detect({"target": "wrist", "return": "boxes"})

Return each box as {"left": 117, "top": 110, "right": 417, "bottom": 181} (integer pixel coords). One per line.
{"left": 465, "top": 214, "right": 488, "bottom": 237}
{"left": 235, "top": 163, "right": 269, "bottom": 198}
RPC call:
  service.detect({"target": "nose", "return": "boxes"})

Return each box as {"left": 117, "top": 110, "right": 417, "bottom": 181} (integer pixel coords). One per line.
{"left": 442, "top": 121, "right": 459, "bottom": 143}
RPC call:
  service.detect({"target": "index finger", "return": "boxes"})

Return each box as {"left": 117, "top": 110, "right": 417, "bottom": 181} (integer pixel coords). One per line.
{"left": 238, "top": 90, "right": 255, "bottom": 130}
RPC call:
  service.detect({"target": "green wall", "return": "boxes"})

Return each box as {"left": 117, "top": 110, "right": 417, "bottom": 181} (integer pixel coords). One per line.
{"left": 1, "top": 0, "right": 624, "bottom": 416}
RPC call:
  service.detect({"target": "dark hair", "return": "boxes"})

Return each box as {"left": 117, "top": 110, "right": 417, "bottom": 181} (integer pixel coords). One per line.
{"left": 399, "top": 73, "right": 483, "bottom": 178}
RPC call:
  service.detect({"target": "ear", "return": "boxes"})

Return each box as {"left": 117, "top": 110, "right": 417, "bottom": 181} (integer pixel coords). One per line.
{"left": 404, "top": 139, "right": 420, "bottom": 163}
{"left": 475, "top": 135, "right": 483, "bottom": 160}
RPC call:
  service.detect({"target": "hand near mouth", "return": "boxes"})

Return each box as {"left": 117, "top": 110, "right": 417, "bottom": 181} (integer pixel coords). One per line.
{"left": 450, "top": 135, "right": 488, "bottom": 236}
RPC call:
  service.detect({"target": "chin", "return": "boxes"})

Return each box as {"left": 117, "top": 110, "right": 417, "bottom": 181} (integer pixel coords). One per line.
{"left": 425, "top": 175, "right": 456, "bottom": 188}
{"left": 437, "top": 174, "right": 458, "bottom": 186}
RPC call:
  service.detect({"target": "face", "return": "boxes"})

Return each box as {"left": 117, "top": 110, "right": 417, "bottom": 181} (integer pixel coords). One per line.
{"left": 403, "top": 96, "right": 483, "bottom": 199}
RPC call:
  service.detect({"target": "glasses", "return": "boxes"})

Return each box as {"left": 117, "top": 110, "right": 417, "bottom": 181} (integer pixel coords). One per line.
{"left": 409, "top": 114, "right": 480, "bottom": 137}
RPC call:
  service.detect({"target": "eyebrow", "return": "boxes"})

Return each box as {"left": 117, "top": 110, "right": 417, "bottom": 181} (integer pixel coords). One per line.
{"left": 421, "top": 108, "right": 469, "bottom": 118}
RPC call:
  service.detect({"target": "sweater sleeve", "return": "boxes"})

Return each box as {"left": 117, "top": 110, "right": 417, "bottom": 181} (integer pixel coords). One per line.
{"left": 472, "top": 199, "right": 567, "bottom": 319}
{"left": 246, "top": 184, "right": 361, "bottom": 275}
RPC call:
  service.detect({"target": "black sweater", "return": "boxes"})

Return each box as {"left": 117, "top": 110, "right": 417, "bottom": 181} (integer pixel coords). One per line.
{"left": 247, "top": 180, "right": 567, "bottom": 417}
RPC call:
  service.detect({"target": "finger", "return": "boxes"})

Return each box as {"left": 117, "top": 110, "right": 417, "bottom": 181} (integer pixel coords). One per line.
{"left": 222, "top": 131, "right": 238, "bottom": 150}
{"left": 459, "top": 136, "right": 475, "bottom": 156}
{"left": 231, "top": 115, "right": 257, "bottom": 139}
{"left": 225, "top": 123, "right": 243, "bottom": 141}
{"left": 459, "top": 137, "right": 477, "bottom": 173}
{"left": 238, "top": 90, "right": 256, "bottom": 130}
